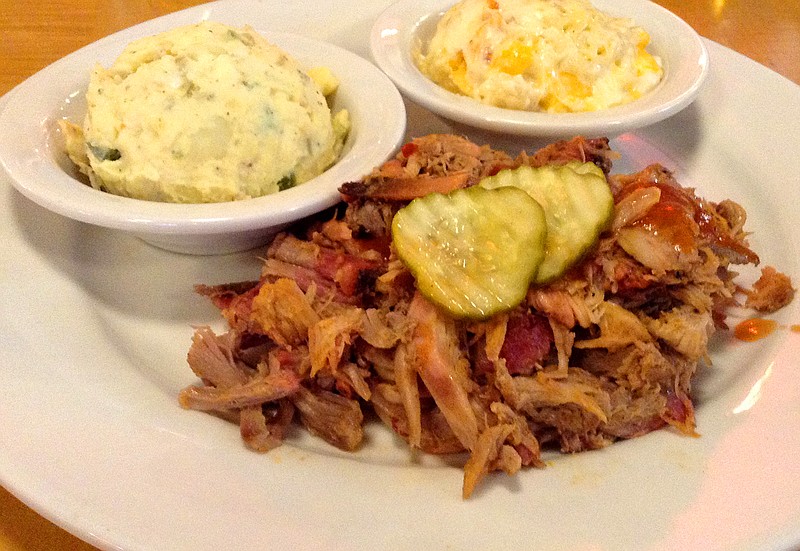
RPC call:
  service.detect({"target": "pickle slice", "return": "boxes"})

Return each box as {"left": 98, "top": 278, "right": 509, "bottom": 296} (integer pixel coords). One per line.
{"left": 392, "top": 186, "right": 547, "bottom": 319}
{"left": 480, "top": 162, "right": 613, "bottom": 284}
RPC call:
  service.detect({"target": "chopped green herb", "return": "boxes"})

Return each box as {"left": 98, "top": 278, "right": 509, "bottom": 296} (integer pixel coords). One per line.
{"left": 277, "top": 174, "right": 296, "bottom": 191}
{"left": 88, "top": 144, "right": 121, "bottom": 161}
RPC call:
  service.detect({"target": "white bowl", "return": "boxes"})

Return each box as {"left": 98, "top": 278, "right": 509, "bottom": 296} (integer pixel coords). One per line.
{"left": 0, "top": 29, "right": 406, "bottom": 255}
{"left": 370, "top": 0, "right": 708, "bottom": 138}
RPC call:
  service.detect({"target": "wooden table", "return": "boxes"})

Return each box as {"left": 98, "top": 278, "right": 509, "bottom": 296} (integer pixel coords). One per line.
{"left": 1, "top": 1, "right": 798, "bottom": 549}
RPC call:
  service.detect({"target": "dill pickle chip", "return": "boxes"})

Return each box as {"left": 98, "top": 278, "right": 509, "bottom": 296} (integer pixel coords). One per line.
{"left": 479, "top": 162, "right": 613, "bottom": 284}
{"left": 392, "top": 186, "right": 547, "bottom": 320}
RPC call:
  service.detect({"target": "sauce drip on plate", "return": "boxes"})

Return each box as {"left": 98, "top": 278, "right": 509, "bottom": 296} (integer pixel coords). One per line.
{"left": 734, "top": 318, "right": 778, "bottom": 342}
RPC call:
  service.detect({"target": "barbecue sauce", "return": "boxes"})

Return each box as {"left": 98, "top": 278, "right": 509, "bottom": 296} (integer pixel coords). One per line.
{"left": 734, "top": 318, "right": 778, "bottom": 342}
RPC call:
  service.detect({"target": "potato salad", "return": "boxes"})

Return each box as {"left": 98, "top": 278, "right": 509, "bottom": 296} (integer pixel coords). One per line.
{"left": 62, "top": 22, "right": 349, "bottom": 203}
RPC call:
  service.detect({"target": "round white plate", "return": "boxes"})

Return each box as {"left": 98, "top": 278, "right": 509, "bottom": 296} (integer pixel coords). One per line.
{"left": 371, "top": 0, "right": 709, "bottom": 138}
{"left": 1, "top": 1, "right": 799, "bottom": 551}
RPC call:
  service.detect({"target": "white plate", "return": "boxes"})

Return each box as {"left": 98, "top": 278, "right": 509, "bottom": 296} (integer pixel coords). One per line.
{"left": 0, "top": 29, "right": 405, "bottom": 255}
{"left": 1, "top": 1, "right": 800, "bottom": 551}
{"left": 371, "top": 0, "right": 708, "bottom": 138}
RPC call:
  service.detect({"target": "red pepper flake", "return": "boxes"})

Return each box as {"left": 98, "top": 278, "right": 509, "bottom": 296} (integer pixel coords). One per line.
{"left": 401, "top": 142, "right": 418, "bottom": 158}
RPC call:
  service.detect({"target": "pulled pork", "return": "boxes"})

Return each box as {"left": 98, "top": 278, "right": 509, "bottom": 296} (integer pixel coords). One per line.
{"left": 180, "top": 134, "right": 792, "bottom": 498}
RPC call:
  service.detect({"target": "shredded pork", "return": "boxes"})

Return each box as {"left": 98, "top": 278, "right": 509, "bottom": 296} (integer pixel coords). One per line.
{"left": 180, "top": 134, "right": 793, "bottom": 498}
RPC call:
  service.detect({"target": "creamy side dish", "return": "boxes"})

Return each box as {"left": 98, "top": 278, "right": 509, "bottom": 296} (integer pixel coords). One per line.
{"left": 415, "top": 0, "right": 664, "bottom": 113}
{"left": 61, "top": 22, "right": 349, "bottom": 203}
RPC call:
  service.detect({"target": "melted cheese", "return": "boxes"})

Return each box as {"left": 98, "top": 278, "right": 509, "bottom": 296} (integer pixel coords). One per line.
{"left": 416, "top": 0, "right": 663, "bottom": 113}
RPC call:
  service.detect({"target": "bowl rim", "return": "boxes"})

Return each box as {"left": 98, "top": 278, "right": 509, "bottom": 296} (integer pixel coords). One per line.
{"left": 370, "top": 0, "right": 709, "bottom": 137}
{"left": 0, "top": 29, "right": 407, "bottom": 236}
